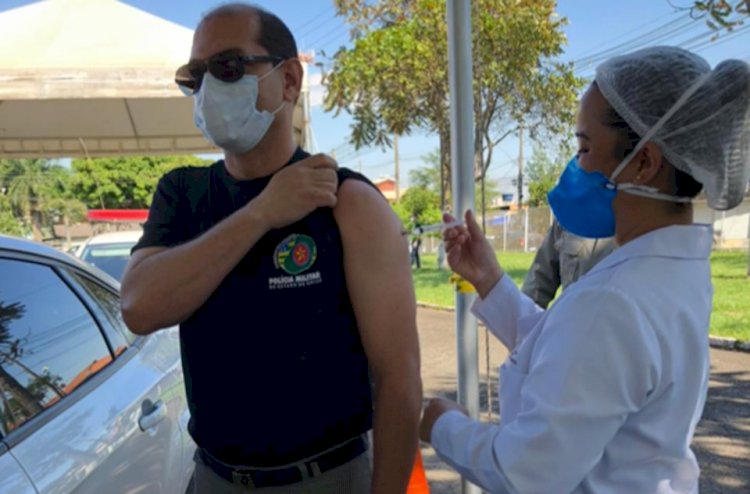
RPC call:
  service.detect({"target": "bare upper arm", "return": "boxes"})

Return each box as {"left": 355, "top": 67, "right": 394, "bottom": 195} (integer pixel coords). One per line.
{"left": 333, "top": 179, "right": 419, "bottom": 380}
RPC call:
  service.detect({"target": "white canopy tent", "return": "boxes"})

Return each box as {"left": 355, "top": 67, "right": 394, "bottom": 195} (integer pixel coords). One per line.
{"left": 0, "top": 0, "right": 311, "bottom": 159}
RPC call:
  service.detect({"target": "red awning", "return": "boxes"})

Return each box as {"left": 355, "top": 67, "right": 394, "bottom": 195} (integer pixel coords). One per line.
{"left": 87, "top": 209, "right": 149, "bottom": 222}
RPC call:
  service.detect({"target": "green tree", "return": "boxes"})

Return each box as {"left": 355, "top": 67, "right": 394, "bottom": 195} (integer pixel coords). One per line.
{"left": 4, "top": 160, "right": 63, "bottom": 241}
{"left": 326, "top": 0, "right": 581, "bottom": 212}
{"left": 409, "top": 152, "right": 441, "bottom": 197}
{"left": 526, "top": 145, "right": 564, "bottom": 207}
{"left": 525, "top": 139, "right": 576, "bottom": 207}
{"left": 0, "top": 195, "right": 25, "bottom": 237}
{"left": 409, "top": 150, "right": 500, "bottom": 225}
{"left": 392, "top": 186, "right": 442, "bottom": 231}
{"left": 43, "top": 166, "right": 88, "bottom": 249}
{"left": 71, "top": 155, "right": 211, "bottom": 209}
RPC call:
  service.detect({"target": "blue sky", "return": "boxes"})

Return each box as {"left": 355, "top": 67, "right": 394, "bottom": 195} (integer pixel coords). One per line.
{"left": 3, "top": 0, "right": 749, "bottom": 195}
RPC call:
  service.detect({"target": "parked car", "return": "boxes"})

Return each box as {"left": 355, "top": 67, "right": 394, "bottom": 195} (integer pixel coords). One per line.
{"left": 76, "top": 230, "right": 143, "bottom": 282}
{"left": 0, "top": 235, "right": 194, "bottom": 494}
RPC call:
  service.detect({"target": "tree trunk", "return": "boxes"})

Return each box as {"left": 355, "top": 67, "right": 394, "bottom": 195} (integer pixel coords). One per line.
{"left": 0, "top": 364, "right": 43, "bottom": 418}
{"left": 30, "top": 209, "right": 43, "bottom": 242}
{"left": 474, "top": 144, "right": 485, "bottom": 232}
{"left": 481, "top": 174, "right": 487, "bottom": 234}
{"left": 64, "top": 214, "right": 71, "bottom": 251}
{"left": 439, "top": 128, "right": 452, "bottom": 212}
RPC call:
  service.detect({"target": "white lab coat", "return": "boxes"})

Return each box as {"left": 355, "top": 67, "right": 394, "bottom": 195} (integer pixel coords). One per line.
{"left": 431, "top": 224, "right": 713, "bottom": 494}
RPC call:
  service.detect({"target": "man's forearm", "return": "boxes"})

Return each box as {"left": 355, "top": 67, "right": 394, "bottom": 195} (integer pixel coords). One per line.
{"left": 371, "top": 375, "right": 422, "bottom": 494}
{"left": 121, "top": 203, "right": 270, "bottom": 334}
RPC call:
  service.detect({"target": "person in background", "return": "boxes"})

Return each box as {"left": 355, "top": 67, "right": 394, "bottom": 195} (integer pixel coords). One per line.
{"left": 411, "top": 218, "right": 423, "bottom": 269}
{"left": 521, "top": 219, "right": 615, "bottom": 308}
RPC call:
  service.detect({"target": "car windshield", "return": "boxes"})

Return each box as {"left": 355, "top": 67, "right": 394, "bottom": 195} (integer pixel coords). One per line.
{"left": 80, "top": 242, "right": 135, "bottom": 281}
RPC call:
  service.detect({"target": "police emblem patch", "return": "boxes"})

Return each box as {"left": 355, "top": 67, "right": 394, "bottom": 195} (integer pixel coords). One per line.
{"left": 274, "top": 234, "right": 317, "bottom": 275}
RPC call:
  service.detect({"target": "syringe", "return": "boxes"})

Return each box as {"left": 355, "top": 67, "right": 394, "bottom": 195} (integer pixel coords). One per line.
{"left": 411, "top": 220, "right": 464, "bottom": 235}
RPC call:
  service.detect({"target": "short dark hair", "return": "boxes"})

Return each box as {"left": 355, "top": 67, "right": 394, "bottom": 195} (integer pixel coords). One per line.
{"left": 200, "top": 3, "right": 298, "bottom": 60}
{"left": 593, "top": 82, "right": 703, "bottom": 201}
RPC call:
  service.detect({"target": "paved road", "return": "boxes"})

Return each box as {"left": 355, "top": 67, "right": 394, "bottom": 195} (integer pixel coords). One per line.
{"left": 417, "top": 307, "right": 750, "bottom": 494}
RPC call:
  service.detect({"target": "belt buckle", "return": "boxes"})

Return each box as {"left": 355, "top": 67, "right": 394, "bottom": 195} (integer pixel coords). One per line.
{"left": 232, "top": 470, "right": 256, "bottom": 488}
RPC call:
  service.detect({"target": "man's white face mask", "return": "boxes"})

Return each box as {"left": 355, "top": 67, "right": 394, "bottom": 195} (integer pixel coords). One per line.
{"left": 193, "top": 62, "right": 286, "bottom": 155}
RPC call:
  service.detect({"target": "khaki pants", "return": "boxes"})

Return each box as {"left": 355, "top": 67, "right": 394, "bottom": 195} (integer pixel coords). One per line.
{"left": 192, "top": 451, "right": 372, "bottom": 494}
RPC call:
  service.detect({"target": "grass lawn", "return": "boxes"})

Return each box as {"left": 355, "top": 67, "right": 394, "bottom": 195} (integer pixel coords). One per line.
{"left": 413, "top": 251, "right": 750, "bottom": 341}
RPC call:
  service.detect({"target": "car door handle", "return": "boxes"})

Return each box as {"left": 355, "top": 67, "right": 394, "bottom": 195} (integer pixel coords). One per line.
{"left": 139, "top": 399, "right": 167, "bottom": 431}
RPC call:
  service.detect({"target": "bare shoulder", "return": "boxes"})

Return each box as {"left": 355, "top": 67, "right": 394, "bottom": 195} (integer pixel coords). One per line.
{"left": 333, "top": 178, "right": 402, "bottom": 236}
{"left": 336, "top": 178, "right": 389, "bottom": 210}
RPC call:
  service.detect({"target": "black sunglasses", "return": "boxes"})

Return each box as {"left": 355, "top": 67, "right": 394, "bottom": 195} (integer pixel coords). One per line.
{"left": 175, "top": 49, "right": 284, "bottom": 95}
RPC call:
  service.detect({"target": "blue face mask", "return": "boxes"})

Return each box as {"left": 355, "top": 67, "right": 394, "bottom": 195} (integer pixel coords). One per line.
{"left": 193, "top": 67, "right": 285, "bottom": 155}
{"left": 548, "top": 154, "right": 693, "bottom": 239}
{"left": 547, "top": 157, "right": 618, "bottom": 239}
{"left": 548, "top": 72, "right": 711, "bottom": 239}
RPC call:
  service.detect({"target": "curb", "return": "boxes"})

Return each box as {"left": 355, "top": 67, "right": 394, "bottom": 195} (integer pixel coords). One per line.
{"left": 417, "top": 302, "right": 750, "bottom": 353}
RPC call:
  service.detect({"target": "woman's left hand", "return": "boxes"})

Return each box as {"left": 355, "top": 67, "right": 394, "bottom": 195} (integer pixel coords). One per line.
{"left": 420, "top": 398, "right": 469, "bottom": 443}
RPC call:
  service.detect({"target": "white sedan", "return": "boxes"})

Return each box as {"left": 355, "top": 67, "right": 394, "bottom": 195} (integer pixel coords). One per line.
{"left": 0, "top": 234, "right": 195, "bottom": 494}
{"left": 75, "top": 230, "right": 143, "bottom": 282}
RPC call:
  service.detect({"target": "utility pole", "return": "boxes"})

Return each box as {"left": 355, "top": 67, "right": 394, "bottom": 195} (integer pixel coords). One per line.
{"left": 394, "top": 134, "right": 401, "bottom": 201}
{"left": 517, "top": 124, "right": 524, "bottom": 208}
{"left": 358, "top": 159, "right": 362, "bottom": 174}
{"left": 447, "top": 1, "right": 480, "bottom": 492}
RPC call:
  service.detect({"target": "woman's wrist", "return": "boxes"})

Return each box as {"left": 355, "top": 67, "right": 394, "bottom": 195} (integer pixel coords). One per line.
{"left": 474, "top": 265, "right": 504, "bottom": 299}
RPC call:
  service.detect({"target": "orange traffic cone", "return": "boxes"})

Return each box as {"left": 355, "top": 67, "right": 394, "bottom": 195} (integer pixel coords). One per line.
{"left": 406, "top": 449, "right": 430, "bottom": 493}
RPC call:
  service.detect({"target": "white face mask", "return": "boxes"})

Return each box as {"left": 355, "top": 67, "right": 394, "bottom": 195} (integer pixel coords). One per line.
{"left": 193, "top": 65, "right": 285, "bottom": 155}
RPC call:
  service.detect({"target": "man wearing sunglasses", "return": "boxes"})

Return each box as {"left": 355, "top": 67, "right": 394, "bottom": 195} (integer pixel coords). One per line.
{"left": 121, "top": 4, "right": 421, "bottom": 494}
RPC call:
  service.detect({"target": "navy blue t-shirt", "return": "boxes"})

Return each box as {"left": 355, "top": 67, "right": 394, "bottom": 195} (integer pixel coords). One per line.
{"left": 134, "top": 149, "right": 374, "bottom": 466}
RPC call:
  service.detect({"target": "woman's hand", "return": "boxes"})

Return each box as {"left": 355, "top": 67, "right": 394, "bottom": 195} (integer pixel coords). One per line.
{"left": 419, "top": 398, "right": 469, "bottom": 444}
{"left": 443, "top": 210, "right": 504, "bottom": 299}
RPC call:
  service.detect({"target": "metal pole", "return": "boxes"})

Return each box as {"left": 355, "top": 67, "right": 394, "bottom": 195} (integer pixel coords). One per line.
{"left": 447, "top": 1, "right": 480, "bottom": 493}
{"left": 517, "top": 125, "right": 524, "bottom": 207}
{"left": 503, "top": 212, "right": 507, "bottom": 252}
{"left": 524, "top": 207, "right": 529, "bottom": 253}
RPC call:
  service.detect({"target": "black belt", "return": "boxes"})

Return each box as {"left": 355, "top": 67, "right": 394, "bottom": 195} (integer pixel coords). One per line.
{"left": 197, "top": 435, "right": 368, "bottom": 488}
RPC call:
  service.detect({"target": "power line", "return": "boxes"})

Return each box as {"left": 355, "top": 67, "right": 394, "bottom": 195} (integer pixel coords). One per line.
{"left": 307, "top": 22, "right": 351, "bottom": 51}
{"left": 574, "top": 21, "right": 733, "bottom": 80}
{"left": 292, "top": 6, "right": 334, "bottom": 33}
{"left": 296, "top": 11, "right": 338, "bottom": 39}
{"left": 571, "top": 10, "right": 681, "bottom": 62}
{"left": 685, "top": 24, "right": 750, "bottom": 52}
{"left": 573, "top": 13, "right": 696, "bottom": 70}
{"left": 571, "top": 14, "right": 717, "bottom": 75}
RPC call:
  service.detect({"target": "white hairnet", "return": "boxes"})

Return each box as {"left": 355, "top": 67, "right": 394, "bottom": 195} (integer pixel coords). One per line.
{"left": 595, "top": 46, "right": 750, "bottom": 210}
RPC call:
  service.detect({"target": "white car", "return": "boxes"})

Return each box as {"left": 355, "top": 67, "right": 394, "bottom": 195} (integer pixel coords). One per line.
{"left": 76, "top": 230, "right": 143, "bottom": 282}
{"left": 0, "top": 235, "right": 195, "bottom": 494}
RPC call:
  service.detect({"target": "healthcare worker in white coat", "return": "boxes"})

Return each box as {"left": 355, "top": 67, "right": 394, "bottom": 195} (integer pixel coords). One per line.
{"left": 419, "top": 46, "right": 750, "bottom": 494}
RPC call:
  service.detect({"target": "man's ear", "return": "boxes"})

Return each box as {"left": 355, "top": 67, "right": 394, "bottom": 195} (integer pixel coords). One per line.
{"left": 282, "top": 59, "right": 304, "bottom": 104}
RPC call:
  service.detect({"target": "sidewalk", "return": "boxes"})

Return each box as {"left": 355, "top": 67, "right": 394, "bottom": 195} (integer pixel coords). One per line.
{"left": 417, "top": 307, "right": 750, "bottom": 493}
